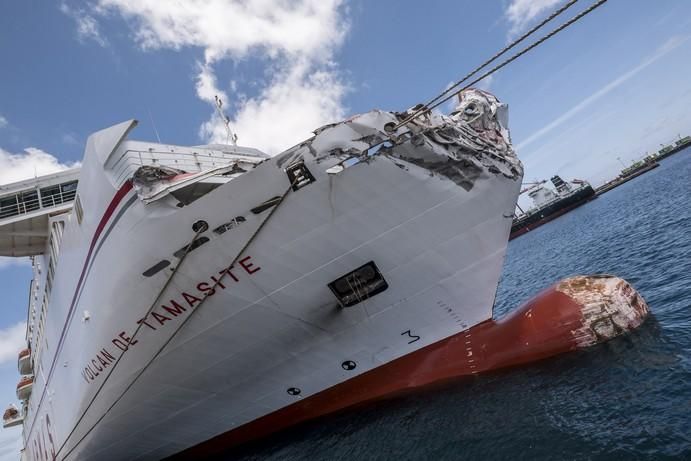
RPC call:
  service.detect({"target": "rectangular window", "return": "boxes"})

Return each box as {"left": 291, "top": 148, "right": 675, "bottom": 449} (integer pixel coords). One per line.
{"left": 60, "top": 181, "right": 78, "bottom": 203}
{"left": 40, "top": 185, "right": 61, "bottom": 207}
{"left": 19, "top": 190, "right": 40, "bottom": 213}
{"left": 74, "top": 195, "right": 84, "bottom": 224}
{"left": 0, "top": 195, "right": 18, "bottom": 219}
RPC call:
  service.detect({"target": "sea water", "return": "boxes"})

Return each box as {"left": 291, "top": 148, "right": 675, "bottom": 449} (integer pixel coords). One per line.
{"left": 228, "top": 150, "right": 691, "bottom": 461}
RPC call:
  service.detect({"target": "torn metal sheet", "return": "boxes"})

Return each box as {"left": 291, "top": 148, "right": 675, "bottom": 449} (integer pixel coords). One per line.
{"left": 274, "top": 88, "right": 522, "bottom": 190}
{"left": 132, "top": 159, "right": 261, "bottom": 204}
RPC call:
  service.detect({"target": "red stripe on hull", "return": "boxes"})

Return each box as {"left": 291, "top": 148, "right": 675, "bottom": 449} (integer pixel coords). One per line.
{"left": 169, "top": 276, "right": 648, "bottom": 460}
{"left": 26, "top": 180, "right": 134, "bottom": 441}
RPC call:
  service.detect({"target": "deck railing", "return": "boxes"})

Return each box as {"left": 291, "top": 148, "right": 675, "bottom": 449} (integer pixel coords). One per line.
{"left": 0, "top": 189, "right": 77, "bottom": 220}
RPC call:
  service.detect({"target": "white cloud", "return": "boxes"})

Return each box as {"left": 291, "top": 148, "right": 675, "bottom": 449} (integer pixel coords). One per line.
{"left": 0, "top": 322, "right": 26, "bottom": 366}
{"left": 97, "top": 0, "right": 349, "bottom": 155}
{"left": 199, "top": 60, "right": 346, "bottom": 153}
{"left": 97, "top": 0, "right": 345, "bottom": 62}
{"left": 0, "top": 115, "right": 7, "bottom": 129}
{"left": 0, "top": 258, "right": 30, "bottom": 270}
{"left": 60, "top": 2, "right": 108, "bottom": 47}
{"left": 517, "top": 35, "right": 689, "bottom": 152}
{"left": 0, "top": 147, "right": 79, "bottom": 185}
{"left": 505, "top": 0, "right": 563, "bottom": 37}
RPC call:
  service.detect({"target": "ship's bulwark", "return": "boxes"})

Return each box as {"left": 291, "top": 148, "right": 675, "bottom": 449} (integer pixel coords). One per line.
{"left": 19, "top": 90, "right": 526, "bottom": 460}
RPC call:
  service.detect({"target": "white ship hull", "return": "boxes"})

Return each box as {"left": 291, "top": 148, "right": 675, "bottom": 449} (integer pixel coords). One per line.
{"left": 10, "top": 92, "right": 522, "bottom": 460}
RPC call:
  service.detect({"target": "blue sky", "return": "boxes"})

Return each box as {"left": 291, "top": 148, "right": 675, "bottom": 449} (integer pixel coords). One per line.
{"left": 1, "top": 0, "right": 690, "bottom": 457}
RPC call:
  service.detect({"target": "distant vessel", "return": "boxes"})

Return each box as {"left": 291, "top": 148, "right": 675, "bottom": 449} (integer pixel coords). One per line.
{"left": 510, "top": 176, "right": 595, "bottom": 240}
{"left": 1, "top": 90, "right": 525, "bottom": 460}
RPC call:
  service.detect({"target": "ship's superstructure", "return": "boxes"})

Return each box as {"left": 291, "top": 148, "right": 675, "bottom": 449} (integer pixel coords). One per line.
{"left": 510, "top": 175, "right": 595, "bottom": 240}
{"left": 3, "top": 89, "right": 523, "bottom": 460}
{"left": 0, "top": 170, "right": 79, "bottom": 433}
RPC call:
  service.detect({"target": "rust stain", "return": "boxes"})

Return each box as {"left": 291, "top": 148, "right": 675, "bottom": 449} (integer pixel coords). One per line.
{"left": 557, "top": 275, "right": 649, "bottom": 347}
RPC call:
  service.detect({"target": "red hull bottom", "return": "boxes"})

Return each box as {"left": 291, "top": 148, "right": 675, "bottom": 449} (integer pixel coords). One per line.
{"left": 170, "top": 275, "right": 648, "bottom": 460}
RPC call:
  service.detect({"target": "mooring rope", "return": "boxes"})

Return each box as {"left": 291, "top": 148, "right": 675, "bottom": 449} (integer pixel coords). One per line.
{"left": 392, "top": 0, "right": 609, "bottom": 130}
{"left": 417, "top": 0, "right": 580, "bottom": 118}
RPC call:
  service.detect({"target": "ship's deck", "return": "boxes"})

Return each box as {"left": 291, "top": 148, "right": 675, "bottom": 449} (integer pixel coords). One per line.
{"left": 0, "top": 168, "right": 80, "bottom": 256}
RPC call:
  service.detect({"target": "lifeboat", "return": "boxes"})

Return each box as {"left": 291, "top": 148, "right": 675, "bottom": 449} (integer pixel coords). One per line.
{"left": 17, "top": 348, "right": 32, "bottom": 375}
{"left": 16, "top": 375, "right": 33, "bottom": 401}
{"left": 2, "top": 405, "right": 23, "bottom": 428}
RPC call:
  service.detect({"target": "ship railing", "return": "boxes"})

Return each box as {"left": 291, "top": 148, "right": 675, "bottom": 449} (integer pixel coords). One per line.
{"left": 0, "top": 189, "right": 77, "bottom": 221}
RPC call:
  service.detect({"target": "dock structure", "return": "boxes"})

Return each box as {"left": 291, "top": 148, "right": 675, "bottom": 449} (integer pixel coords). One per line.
{"left": 656, "top": 136, "right": 691, "bottom": 160}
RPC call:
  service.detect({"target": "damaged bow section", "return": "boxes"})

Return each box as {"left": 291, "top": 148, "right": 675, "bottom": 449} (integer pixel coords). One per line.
{"left": 276, "top": 88, "right": 523, "bottom": 191}
{"left": 117, "top": 89, "right": 521, "bottom": 207}
{"left": 557, "top": 275, "right": 650, "bottom": 347}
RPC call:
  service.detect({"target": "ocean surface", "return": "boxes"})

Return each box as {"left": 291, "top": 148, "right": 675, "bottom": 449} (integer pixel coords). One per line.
{"left": 227, "top": 151, "right": 691, "bottom": 461}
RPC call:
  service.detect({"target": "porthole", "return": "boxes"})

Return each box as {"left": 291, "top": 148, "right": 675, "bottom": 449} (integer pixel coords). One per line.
{"left": 287, "top": 387, "right": 301, "bottom": 396}
{"left": 341, "top": 360, "right": 356, "bottom": 371}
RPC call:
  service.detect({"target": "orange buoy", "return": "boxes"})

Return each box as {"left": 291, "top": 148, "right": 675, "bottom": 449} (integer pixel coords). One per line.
{"left": 173, "top": 274, "right": 649, "bottom": 459}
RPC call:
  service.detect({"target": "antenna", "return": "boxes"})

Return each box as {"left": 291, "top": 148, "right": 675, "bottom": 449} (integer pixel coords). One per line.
{"left": 147, "top": 108, "right": 162, "bottom": 144}
{"left": 214, "top": 95, "right": 238, "bottom": 146}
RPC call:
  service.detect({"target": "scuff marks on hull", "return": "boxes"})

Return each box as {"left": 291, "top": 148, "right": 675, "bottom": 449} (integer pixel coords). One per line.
{"left": 557, "top": 275, "right": 650, "bottom": 347}
{"left": 389, "top": 153, "right": 487, "bottom": 191}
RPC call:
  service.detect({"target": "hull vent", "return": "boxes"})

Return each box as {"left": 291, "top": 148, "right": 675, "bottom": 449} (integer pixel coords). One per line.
{"left": 328, "top": 261, "right": 388, "bottom": 307}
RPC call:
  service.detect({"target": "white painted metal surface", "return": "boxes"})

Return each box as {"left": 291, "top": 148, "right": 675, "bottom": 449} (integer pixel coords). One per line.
{"left": 9, "top": 90, "right": 523, "bottom": 460}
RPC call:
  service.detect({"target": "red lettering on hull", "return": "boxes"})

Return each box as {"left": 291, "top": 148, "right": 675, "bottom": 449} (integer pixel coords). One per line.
{"left": 162, "top": 300, "right": 188, "bottom": 317}
{"left": 152, "top": 311, "right": 173, "bottom": 325}
{"left": 239, "top": 256, "right": 260, "bottom": 274}
{"left": 79, "top": 255, "right": 262, "bottom": 386}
